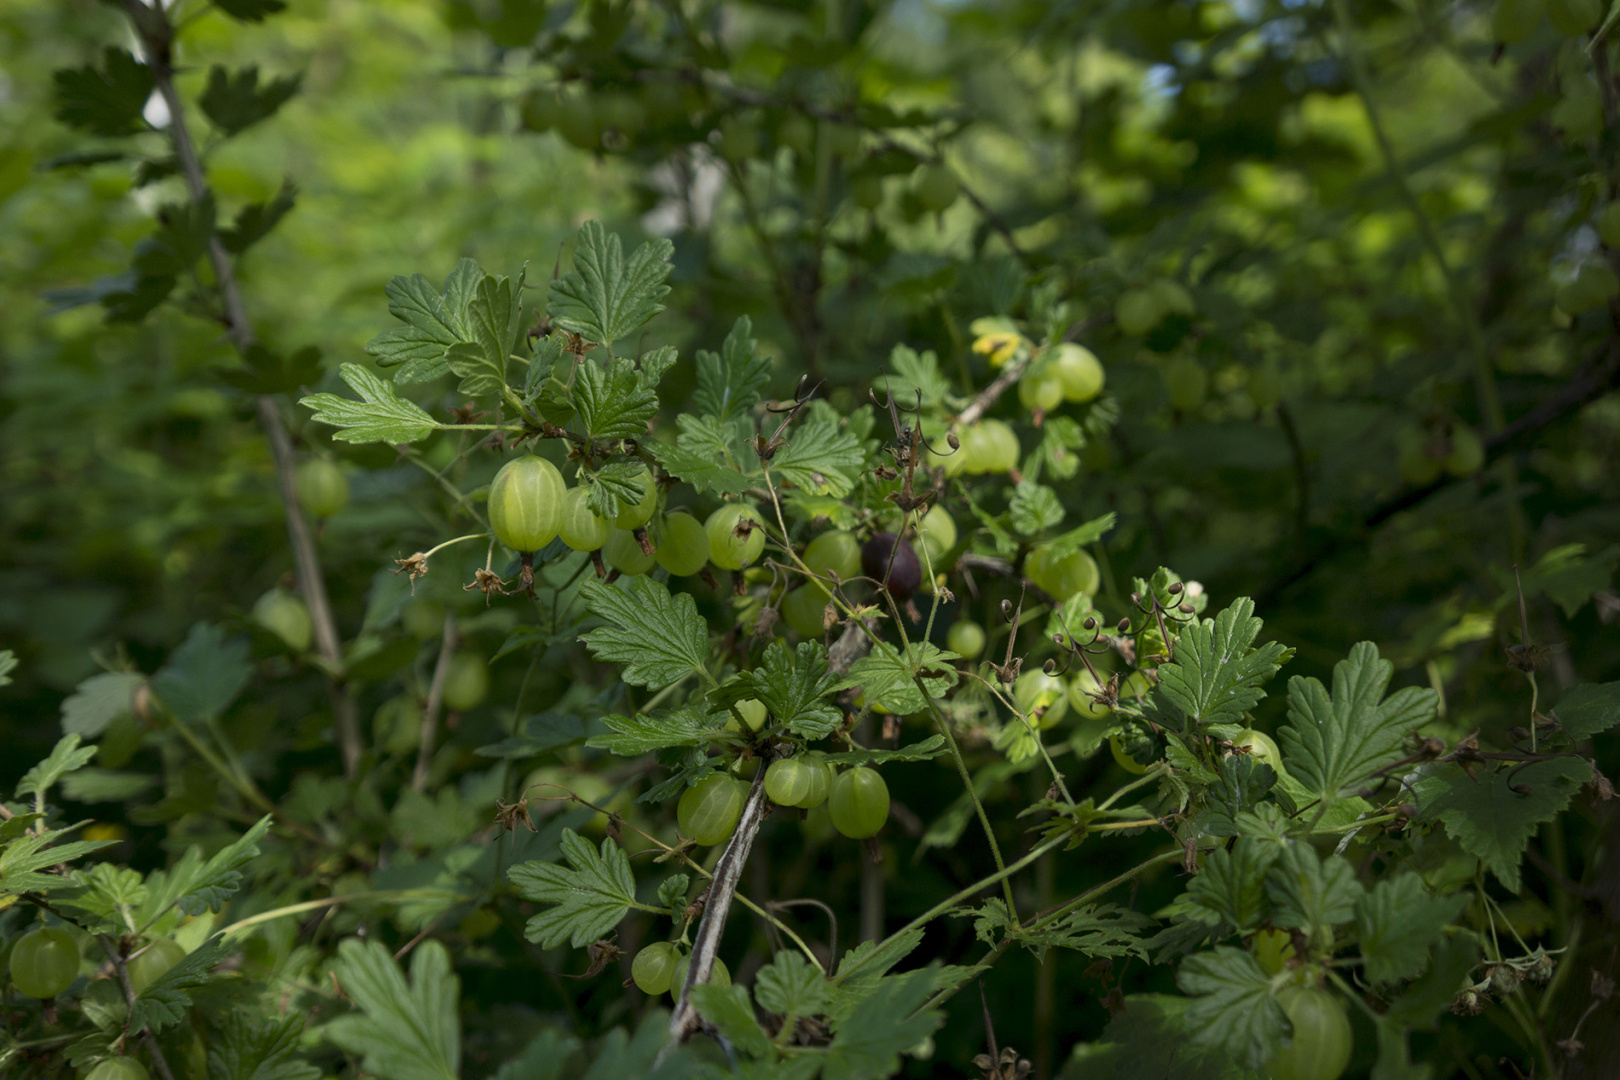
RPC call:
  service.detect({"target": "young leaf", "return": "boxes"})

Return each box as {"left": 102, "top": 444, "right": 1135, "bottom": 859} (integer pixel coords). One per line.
{"left": 1155, "top": 598, "right": 1291, "bottom": 729}
{"left": 822, "top": 969, "right": 945, "bottom": 1080}
{"left": 1184, "top": 839, "right": 1279, "bottom": 934}
{"left": 1264, "top": 842, "right": 1363, "bottom": 939}
{"left": 208, "top": 1011, "right": 320, "bottom": 1080}
{"left": 141, "top": 816, "right": 272, "bottom": 919}
{"left": 885, "top": 344, "right": 952, "bottom": 410}
{"left": 1551, "top": 681, "right": 1620, "bottom": 739}
{"left": 1193, "top": 753, "right": 1277, "bottom": 838}
{"left": 579, "top": 577, "right": 710, "bottom": 690}
{"left": 220, "top": 182, "right": 297, "bottom": 254}
{"left": 16, "top": 735, "right": 97, "bottom": 802}
{"left": 1354, "top": 872, "right": 1469, "bottom": 984}
{"left": 571, "top": 356, "right": 659, "bottom": 439}
{"left": 754, "top": 951, "right": 829, "bottom": 1025}
{"left": 771, "top": 403, "right": 865, "bottom": 497}
{"left": 54, "top": 48, "right": 154, "bottom": 137}
{"left": 198, "top": 65, "right": 301, "bottom": 136}
{"left": 583, "top": 462, "right": 648, "bottom": 520}
{"left": 1175, "top": 946, "right": 1286, "bottom": 1072}
{"left": 738, "top": 641, "right": 842, "bottom": 739}
{"left": 150, "top": 622, "right": 252, "bottom": 725}
{"left": 508, "top": 830, "right": 637, "bottom": 948}
{"left": 326, "top": 939, "right": 460, "bottom": 1080}
{"left": 1410, "top": 757, "right": 1592, "bottom": 891}
{"left": 301, "top": 363, "right": 440, "bottom": 444}
{"left": 1277, "top": 642, "right": 1437, "bottom": 805}
{"left": 0, "top": 828, "right": 117, "bottom": 898}
{"left": 653, "top": 415, "right": 753, "bottom": 495}
{"left": 445, "top": 268, "right": 525, "bottom": 398}
{"left": 547, "top": 221, "right": 674, "bottom": 346}
{"left": 694, "top": 316, "right": 771, "bottom": 420}
{"left": 690, "top": 984, "right": 775, "bottom": 1060}
{"left": 366, "top": 260, "right": 482, "bottom": 383}
{"left": 1009, "top": 481, "right": 1064, "bottom": 536}
{"left": 586, "top": 706, "right": 728, "bottom": 755}
{"left": 835, "top": 642, "right": 958, "bottom": 716}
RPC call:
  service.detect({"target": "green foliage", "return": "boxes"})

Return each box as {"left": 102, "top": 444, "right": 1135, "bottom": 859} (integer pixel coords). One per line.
{"left": 326, "top": 940, "right": 460, "bottom": 1080}
{"left": 508, "top": 830, "right": 638, "bottom": 948}
{"left": 547, "top": 222, "right": 674, "bottom": 348}
{"left": 579, "top": 577, "right": 710, "bottom": 690}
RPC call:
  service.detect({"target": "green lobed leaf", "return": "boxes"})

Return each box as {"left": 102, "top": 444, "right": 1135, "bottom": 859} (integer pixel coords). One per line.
{"left": 739, "top": 641, "right": 842, "bottom": 739}
{"left": 301, "top": 363, "right": 440, "bottom": 444}
{"left": 326, "top": 939, "right": 460, "bottom": 1080}
{"left": 1355, "top": 872, "right": 1470, "bottom": 984}
{"left": 818, "top": 736, "right": 946, "bottom": 767}
{"left": 653, "top": 414, "right": 753, "bottom": 495}
{"left": 59, "top": 769, "right": 156, "bottom": 804}
{"left": 1194, "top": 753, "right": 1277, "bottom": 838}
{"left": 1410, "top": 756, "right": 1593, "bottom": 891}
{"left": 16, "top": 734, "right": 97, "bottom": 801}
{"left": 508, "top": 829, "right": 637, "bottom": 948}
{"left": 884, "top": 344, "right": 952, "bottom": 410}
{"left": 1063, "top": 993, "right": 1248, "bottom": 1080}
{"left": 1551, "top": 681, "right": 1620, "bottom": 739}
{"left": 1009, "top": 481, "right": 1064, "bottom": 536}
{"left": 822, "top": 968, "right": 945, "bottom": 1080}
{"left": 0, "top": 829, "right": 117, "bottom": 897}
{"left": 1381, "top": 934, "right": 1479, "bottom": 1029}
{"left": 198, "top": 65, "right": 301, "bottom": 136}
{"left": 579, "top": 577, "right": 710, "bottom": 690}
{"left": 1185, "top": 838, "right": 1280, "bottom": 933}
{"left": 366, "top": 260, "right": 481, "bottom": 383}
{"left": 141, "top": 815, "right": 272, "bottom": 918}
{"left": 583, "top": 462, "right": 647, "bottom": 520}
{"left": 488, "top": 1029, "right": 581, "bottom": 1080}
{"left": 547, "top": 221, "right": 674, "bottom": 346}
{"left": 151, "top": 622, "right": 252, "bottom": 724}
{"left": 695, "top": 316, "right": 771, "bottom": 420}
{"left": 571, "top": 356, "right": 659, "bottom": 439}
{"left": 835, "top": 642, "right": 958, "bottom": 716}
{"left": 771, "top": 402, "right": 866, "bottom": 497}
{"left": 1264, "top": 841, "right": 1363, "bottom": 940}
{"left": 586, "top": 706, "right": 728, "bottom": 756}
{"left": 690, "top": 984, "right": 775, "bottom": 1060}
{"left": 54, "top": 47, "right": 153, "bottom": 137}
{"left": 132, "top": 195, "right": 217, "bottom": 279}
{"left": 207, "top": 1011, "right": 320, "bottom": 1080}
{"left": 754, "top": 950, "right": 829, "bottom": 1024}
{"left": 131, "top": 936, "right": 232, "bottom": 1033}
{"left": 1156, "top": 598, "right": 1290, "bottom": 729}
{"left": 1175, "top": 946, "right": 1287, "bottom": 1072}
{"left": 1277, "top": 641, "right": 1437, "bottom": 805}
{"left": 445, "top": 267, "right": 526, "bottom": 398}
{"left": 220, "top": 182, "right": 297, "bottom": 254}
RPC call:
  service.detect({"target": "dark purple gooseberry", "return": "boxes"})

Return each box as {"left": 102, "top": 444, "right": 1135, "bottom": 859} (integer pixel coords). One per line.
{"left": 861, "top": 532, "right": 921, "bottom": 599}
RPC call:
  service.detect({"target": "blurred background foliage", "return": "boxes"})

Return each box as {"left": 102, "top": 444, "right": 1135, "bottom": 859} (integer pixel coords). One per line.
{"left": 2, "top": 0, "right": 1618, "bottom": 1076}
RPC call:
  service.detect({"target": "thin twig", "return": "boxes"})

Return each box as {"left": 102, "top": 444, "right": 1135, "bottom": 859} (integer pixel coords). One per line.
{"left": 123, "top": 0, "right": 361, "bottom": 774}
{"left": 412, "top": 613, "right": 459, "bottom": 791}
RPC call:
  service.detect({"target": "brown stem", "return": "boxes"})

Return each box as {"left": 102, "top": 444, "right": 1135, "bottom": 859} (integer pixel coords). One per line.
{"left": 412, "top": 613, "right": 459, "bottom": 792}
{"left": 124, "top": 0, "right": 361, "bottom": 775}
{"left": 101, "top": 938, "right": 178, "bottom": 1080}
{"left": 956, "top": 350, "right": 1034, "bottom": 427}
{"left": 667, "top": 756, "right": 775, "bottom": 1043}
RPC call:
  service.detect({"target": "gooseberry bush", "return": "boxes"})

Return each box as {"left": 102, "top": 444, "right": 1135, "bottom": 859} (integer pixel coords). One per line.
{"left": 8, "top": 1, "right": 1620, "bottom": 1079}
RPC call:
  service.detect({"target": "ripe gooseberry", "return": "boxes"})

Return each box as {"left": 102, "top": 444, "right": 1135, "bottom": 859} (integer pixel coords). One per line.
{"left": 1270, "top": 985, "right": 1352, "bottom": 1080}
{"left": 442, "top": 653, "right": 488, "bottom": 712}
{"left": 861, "top": 533, "right": 921, "bottom": 599}
{"left": 764, "top": 757, "right": 814, "bottom": 807}
{"left": 295, "top": 458, "right": 349, "bottom": 519}
{"left": 558, "top": 487, "right": 612, "bottom": 552}
{"left": 1051, "top": 343, "right": 1105, "bottom": 402}
{"left": 613, "top": 473, "right": 659, "bottom": 530}
{"left": 251, "top": 589, "right": 312, "bottom": 653}
{"left": 781, "top": 585, "right": 830, "bottom": 639}
{"left": 128, "top": 938, "right": 186, "bottom": 994}
{"left": 1026, "top": 544, "right": 1100, "bottom": 601}
{"left": 668, "top": 953, "right": 731, "bottom": 1001}
{"left": 947, "top": 620, "right": 986, "bottom": 659}
{"left": 631, "top": 942, "right": 679, "bottom": 995}
{"left": 488, "top": 456, "right": 565, "bottom": 552}
{"left": 915, "top": 505, "right": 957, "bottom": 565}
{"left": 1013, "top": 669, "right": 1069, "bottom": 729}
{"left": 804, "top": 530, "right": 862, "bottom": 581}
{"left": 705, "top": 505, "right": 766, "bottom": 571}
{"left": 9, "top": 926, "right": 79, "bottom": 998}
{"left": 654, "top": 513, "right": 710, "bottom": 576}
{"left": 677, "top": 775, "right": 746, "bottom": 846}
{"left": 828, "top": 767, "right": 889, "bottom": 839}
{"left": 603, "top": 530, "right": 656, "bottom": 575}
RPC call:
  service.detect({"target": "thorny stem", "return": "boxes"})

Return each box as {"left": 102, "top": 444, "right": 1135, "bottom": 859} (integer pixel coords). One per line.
{"left": 120, "top": 0, "right": 362, "bottom": 775}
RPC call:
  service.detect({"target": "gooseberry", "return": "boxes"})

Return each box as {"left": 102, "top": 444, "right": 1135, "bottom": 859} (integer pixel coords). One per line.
{"left": 295, "top": 458, "right": 349, "bottom": 519}
{"left": 631, "top": 942, "right": 679, "bottom": 995}
{"left": 558, "top": 487, "right": 612, "bottom": 552}
{"left": 655, "top": 513, "right": 711, "bottom": 576}
{"left": 1270, "top": 985, "right": 1352, "bottom": 1080}
{"left": 442, "top": 653, "right": 488, "bottom": 712}
{"left": 947, "top": 620, "right": 986, "bottom": 659}
{"left": 488, "top": 456, "right": 565, "bottom": 552}
{"left": 828, "top": 767, "right": 889, "bottom": 839}
{"left": 9, "top": 926, "right": 79, "bottom": 998}
{"left": 706, "top": 505, "right": 766, "bottom": 571}
{"left": 677, "top": 775, "right": 746, "bottom": 846}
{"left": 861, "top": 533, "right": 921, "bottom": 599}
